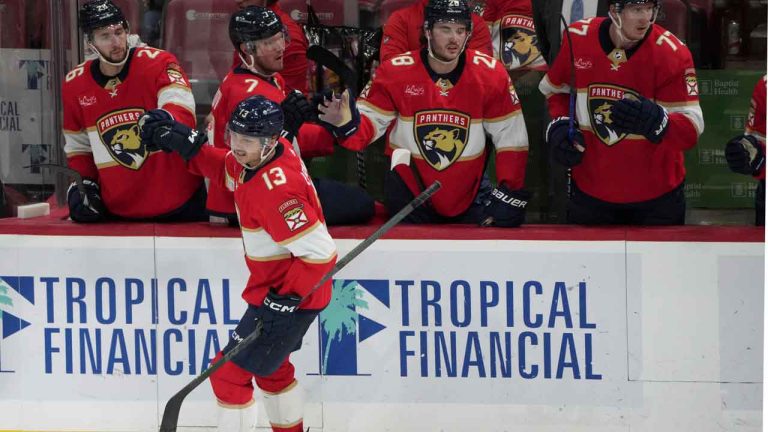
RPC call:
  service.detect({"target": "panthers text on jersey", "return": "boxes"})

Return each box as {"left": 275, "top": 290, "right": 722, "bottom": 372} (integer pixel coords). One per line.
{"left": 540, "top": 17, "right": 704, "bottom": 203}
{"left": 62, "top": 47, "right": 201, "bottom": 218}
{"left": 341, "top": 48, "right": 528, "bottom": 217}
{"left": 482, "top": 0, "right": 547, "bottom": 73}
{"left": 206, "top": 68, "right": 335, "bottom": 216}
{"left": 189, "top": 139, "right": 337, "bottom": 310}
{"left": 746, "top": 75, "right": 766, "bottom": 180}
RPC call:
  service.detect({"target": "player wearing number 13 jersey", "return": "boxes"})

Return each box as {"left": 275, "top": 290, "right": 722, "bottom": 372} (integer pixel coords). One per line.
{"left": 540, "top": 0, "right": 704, "bottom": 225}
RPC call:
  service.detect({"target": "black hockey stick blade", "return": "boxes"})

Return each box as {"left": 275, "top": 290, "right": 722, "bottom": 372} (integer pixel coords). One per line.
{"left": 158, "top": 181, "right": 441, "bottom": 432}
{"left": 306, "top": 45, "right": 358, "bottom": 95}
{"left": 24, "top": 163, "right": 85, "bottom": 197}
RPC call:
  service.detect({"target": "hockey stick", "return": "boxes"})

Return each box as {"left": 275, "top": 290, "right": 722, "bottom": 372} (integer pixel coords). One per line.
{"left": 559, "top": 14, "right": 578, "bottom": 198}
{"left": 306, "top": 44, "right": 367, "bottom": 189}
{"left": 306, "top": 45, "right": 358, "bottom": 95}
{"left": 24, "top": 163, "right": 85, "bottom": 197}
{"left": 159, "top": 181, "right": 442, "bottom": 432}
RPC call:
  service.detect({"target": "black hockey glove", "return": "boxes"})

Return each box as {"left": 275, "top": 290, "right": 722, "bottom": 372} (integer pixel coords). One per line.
{"left": 148, "top": 119, "right": 206, "bottom": 161}
{"left": 67, "top": 179, "right": 107, "bottom": 223}
{"left": 281, "top": 90, "right": 316, "bottom": 140}
{"left": 546, "top": 117, "right": 585, "bottom": 168}
{"left": 725, "top": 134, "right": 765, "bottom": 176}
{"left": 138, "top": 109, "right": 173, "bottom": 150}
{"left": 611, "top": 95, "right": 669, "bottom": 143}
{"left": 480, "top": 185, "right": 531, "bottom": 228}
{"left": 254, "top": 288, "right": 302, "bottom": 344}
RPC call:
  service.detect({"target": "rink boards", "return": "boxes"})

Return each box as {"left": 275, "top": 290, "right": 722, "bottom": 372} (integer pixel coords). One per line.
{"left": 0, "top": 223, "right": 763, "bottom": 432}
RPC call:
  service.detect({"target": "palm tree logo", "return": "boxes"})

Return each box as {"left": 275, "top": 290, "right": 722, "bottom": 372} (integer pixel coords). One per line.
{"left": 319, "top": 279, "right": 369, "bottom": 374}
{"left": 0, "top": 278, "right": 14, "bottom": 372}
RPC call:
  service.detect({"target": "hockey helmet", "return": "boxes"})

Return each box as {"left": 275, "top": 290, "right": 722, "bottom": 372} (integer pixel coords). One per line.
{"left": 229, "top": 6, "right": 284, "bottom": 48}
{"left": 424, "top": 0, "right": 473, "bottom": 33}
{"left": 610, "top": 0, "right": 661, "bottom": 15}
{"left": 228, "top": 96, "right": 284, "bottom": 168}
{"left": 79, "top": 0, "right": 128, "bottom": 35}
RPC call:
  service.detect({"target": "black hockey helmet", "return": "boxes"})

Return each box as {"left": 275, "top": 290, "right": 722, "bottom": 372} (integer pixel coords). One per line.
{"left": 424, "top": 0, "right": 473, "bottom": 33}
{"left": 229, "top": 6, "right": 284, "bottom": 49}
{"left": 79, "top": 0, "right": 128, "bottom": 35}
{"left": 610, "top": 0, "right": 661, "bottom": 14}
{"left": 229, "top": 95, "right": 284, "bottom": 138}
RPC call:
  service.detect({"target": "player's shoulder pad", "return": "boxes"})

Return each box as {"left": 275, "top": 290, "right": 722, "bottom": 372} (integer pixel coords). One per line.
{"left": 565, "top": 16, "right": 603, "bottom": 36}
{"left": 132, "top": 46, "right": 181, "bottom": 68}
{"left": 464, "top": 49, "right": 509, "bottom": 80}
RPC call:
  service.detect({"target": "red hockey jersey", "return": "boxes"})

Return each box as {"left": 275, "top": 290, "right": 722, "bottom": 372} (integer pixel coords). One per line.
{"left": 482, "top": 0, "right": 547, "bottom": 73}
{"left": 380, "top": 0, "right": 493, "bottom": 61}
{"left": 230, "top": 2, "right": 309, "bottom": 93}
{"left": 340, "top": 48, "right": 528, "bottom": 217}
{"left": 746, "top": 75, "right": 766, "bottom": 180}
{"left": 62, "top": 47, "right": 202, "bottom": 219}
{"left": 540, "top": 17, "right": 703, "bottom": 203}
{"left": 190, "top": 141, "right": 336, "bottom": 310}
{"left": 206, "top": 68, "right": 335, "bottom": 216}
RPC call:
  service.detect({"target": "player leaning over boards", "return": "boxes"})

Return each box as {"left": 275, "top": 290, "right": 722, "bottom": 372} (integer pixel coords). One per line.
{"left": 724, "top": 76, "right": 766, "bottom": 226}
{"left": 539, "top": 0, "right": 704, "bottom": 225}
{"left": 318, "top": 0, "right": 531, "bottom": 227}
{"left": 141, "top": 96, "right": 336, "bottom": 432}
{"left": 62, "top": 0, "right": 205, "bottom": 223}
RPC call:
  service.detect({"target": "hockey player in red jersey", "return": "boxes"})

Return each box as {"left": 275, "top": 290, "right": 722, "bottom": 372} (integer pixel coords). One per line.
{"left": 207, "top": 6, "right": 374, "bottom": 225}
{"left": 380, "top": 0, "right": 493, "bottom": 61}
{"left": 482, "top": 0, "right": 547, "bottom": 77}
{"left": 539, "top": 0, "right": 704, "bottom": 225}
{"left": 319, "top": 0, "right": 530, "bottom": 226}
{"left": 725, "top": 76, "right": 766, "bottom": 226}
{"left": 141, "top": 95, "right": 336, "bottom": 432}
{"left": 232, "top": 0, "right": 309, "bottom": 93}
{"left": 62, "top": 0, "right": 205, "bottom": 222}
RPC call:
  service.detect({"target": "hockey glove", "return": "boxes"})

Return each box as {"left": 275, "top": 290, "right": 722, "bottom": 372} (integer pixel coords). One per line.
{"left": 480, "top": 185, "right": 531, "bottom": 228}
{"left": 67, "top": 179, "right": 107, "bottom": 223}
{"left": 254, "top": 288, "right": 302, "bottom": 344}
{"left": 611, "top": 95, "right": 669, "bottom": 143}
{"left": 546, "top": 117, "right": 585, "bottom": 168}
{"left": 150, "top": 120, "right": 206, "bottom": 161}
{"left": 317, "top": 89, "right": 360, "bottom": 138}
{"left": 725, "top": 134, "right": 765, "bottom": 176}
{"left": 281, "top": 90, "right": 316, "bottom": 140}
{"left": 138, "top": 109, "right": 173, "bottom": 149}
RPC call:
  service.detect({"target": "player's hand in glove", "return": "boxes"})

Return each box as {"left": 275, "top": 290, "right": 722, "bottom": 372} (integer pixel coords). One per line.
{"left": 480, "top": 185, "right": 531, "bottom": 228}
{"left": 67, "top": 179, "right": 107, "bottom": 223}
{"left": 725, "top": 134, "right": 765, "bottom": 176}
{"left": 317, "top": 89, "right": 360, "bottom": 138}
{"left": 143, "top": 117, "right": 206, "bottom": 161}
{"left": 281, "top": 90, "right": 316, "bottom": 140}
{"left": 138, "top": 109, "right": 173, "bottom": 150}
{"left": 546, "top": 117, "right": 585, "bottom": 168}
{"left": 254, "top": 288, "right": 302, "bottom": 344}
{"left": 611, "top": 95, "right": 669, "bottom": 143}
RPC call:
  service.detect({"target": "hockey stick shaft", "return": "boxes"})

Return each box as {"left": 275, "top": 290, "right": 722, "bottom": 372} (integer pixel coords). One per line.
{"left": 306, "top": 45, "right": 358, "bottom": 95}
{"left": 159, "top": 181, "right": 441, "bottom": 432}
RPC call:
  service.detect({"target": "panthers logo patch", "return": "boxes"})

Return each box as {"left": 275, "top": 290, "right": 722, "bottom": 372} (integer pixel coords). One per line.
{"left": 587, "top": 84, "right": 639, "bottom": 146}
{"left": 413, "top": 110, "right": 470, "bottom": 171}
{"left": 500, "top": 15, "right": 541, "bottom": 71}
{"left": 96, "top": 108, "right": 148, "bottom": 170}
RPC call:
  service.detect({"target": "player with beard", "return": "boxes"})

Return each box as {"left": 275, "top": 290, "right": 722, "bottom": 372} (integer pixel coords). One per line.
{"left": 318, "top": 0, "right": 530, "bottom": 227}
{"left": 231, "top": 0, "right": 308, "bottom": 93}
{"left": 62, "top": 0, "right": 204, "bottom": 223}
{"left": 539, "top": 0, "right": 704, "bottom": 225}
{"left": 195, "top": 6, "right": 373, "bottom": 225}
{"left": 141, "top": 96, "right": 336, "bottom": 432}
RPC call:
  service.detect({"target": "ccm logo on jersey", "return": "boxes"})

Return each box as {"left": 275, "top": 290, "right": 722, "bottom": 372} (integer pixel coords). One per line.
{"left": 264, "top": 297, "right": 297, "bottom": 313}
{"left": 491, "top": 188, "right": 528, "bottom": 208}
